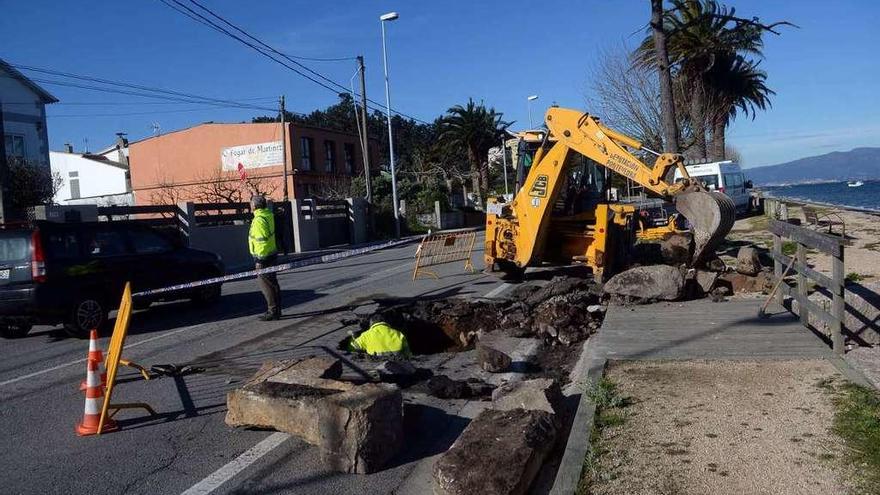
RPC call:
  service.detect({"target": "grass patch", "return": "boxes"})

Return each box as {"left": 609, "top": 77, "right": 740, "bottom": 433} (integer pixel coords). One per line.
{"left": 829, "top": 383, "right": 880, "bottom": 494}
{"left": 846, "top": 272, "right": 865, "bottom": 283}
{"left": 577, "top": 378, "right": 631, "bottom": 494}
{"left": 782, "top": 241, "right": 798, "bottom": 256}
{"left": 587, "top": 377, "right": 630, "bottom": 409}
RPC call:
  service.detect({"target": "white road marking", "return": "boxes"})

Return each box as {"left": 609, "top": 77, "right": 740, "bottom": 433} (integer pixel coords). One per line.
{"left": 484, "top": 282, "right": 512, "bottom": 299}
{"left": 180, "top": 432, "right": 290, "bottom": 495}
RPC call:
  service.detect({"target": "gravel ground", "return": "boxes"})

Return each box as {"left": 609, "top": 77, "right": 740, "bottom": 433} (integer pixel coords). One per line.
{"left": 591, "top": 360, "right": 850, "bottom": 495}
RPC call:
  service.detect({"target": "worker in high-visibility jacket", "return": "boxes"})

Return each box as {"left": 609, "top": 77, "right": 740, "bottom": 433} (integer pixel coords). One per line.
{"left": 348, "top": 320, "right": 411, "bottom": 357}
{"left": 249, "top": 194, "right": 281, "bottom": 321}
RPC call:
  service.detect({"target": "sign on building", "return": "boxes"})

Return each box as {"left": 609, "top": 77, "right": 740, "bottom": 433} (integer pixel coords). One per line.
{"left": 220, "top": 141, "right": 283, "bottom": 171}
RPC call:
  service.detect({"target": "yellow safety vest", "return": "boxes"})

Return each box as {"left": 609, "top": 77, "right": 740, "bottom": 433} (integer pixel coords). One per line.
{"left": 248, "top": 208, "right": 277, "bottom": 260}
{"left": 348, "top": 322, "right": 411, "bottom": 357}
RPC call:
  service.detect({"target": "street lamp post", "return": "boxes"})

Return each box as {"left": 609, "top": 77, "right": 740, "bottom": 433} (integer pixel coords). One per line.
{"left": 527, "top": 94, "right": 539, "bottom": 129}
{"left": 380, "top": 11, "right": 401, "bottom": 238}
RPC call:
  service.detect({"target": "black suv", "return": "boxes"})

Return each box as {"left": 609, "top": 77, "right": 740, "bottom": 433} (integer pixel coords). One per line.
{"left": 0, "top": 220, "right": 224, "bottom": 338}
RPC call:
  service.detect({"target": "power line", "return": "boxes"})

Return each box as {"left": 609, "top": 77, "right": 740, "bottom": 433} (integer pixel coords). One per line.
{"left": 22, "top": 76, "right": 277, "bottom": 112}
{"left": 163, "top": 0, "right": 431, "bottom": 125}
{"left": 10, "top": 63, "right": 274, "bottom": 112}
{"left": 47, "top": 107, "right": 253, "bottom": 118}
{"left": 1, "top": 97, "right": 277, "bottom": 106}
{"left": 1, "top": 71, "right": 279, "bottom": 115}
{"left": 185, "top": 0, "right": 429, "bottom": 123}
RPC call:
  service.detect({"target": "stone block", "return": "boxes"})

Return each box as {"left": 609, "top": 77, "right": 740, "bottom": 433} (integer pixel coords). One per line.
{"left": 477, "top": 340, "right": 512, "bottom": 373}
{"left": 604, "top": 265, "right": 684, "bottom": 302}
{"left": 736, "top": 246, "right": 763, "bottom": 275}
{"left": 225, "top": 358, "right": 403, "bottom": 474}
{"left": 660, "top": 233, "right": 692, "bottom": 264}
{"left": 491, "top": 378, "right": 562, "bottom": 415}
{"left": 433, "top": 408, "right": 559, "bottom": 495}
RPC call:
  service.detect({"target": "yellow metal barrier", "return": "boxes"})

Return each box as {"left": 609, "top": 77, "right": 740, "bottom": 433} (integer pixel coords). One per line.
{"left": 97, "top": 283, "right": 157, "bottom": 434}
{"left": 412, "top": 231, "right": 477, "bottom": 280}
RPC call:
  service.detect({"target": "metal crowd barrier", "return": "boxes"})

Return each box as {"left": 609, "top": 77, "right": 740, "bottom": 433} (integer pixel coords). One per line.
{"left": 412, "top": 231, "right": 476, "bottom": 280}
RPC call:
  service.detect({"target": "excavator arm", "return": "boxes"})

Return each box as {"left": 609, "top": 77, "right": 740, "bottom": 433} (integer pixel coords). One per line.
{"left": 486, "top": 107, "right": 735, "bottom": 273}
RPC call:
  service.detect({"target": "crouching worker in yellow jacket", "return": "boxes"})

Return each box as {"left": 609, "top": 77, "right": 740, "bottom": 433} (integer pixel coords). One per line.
{"left": 347, "top": 320, "right": 411, "bottom": 357}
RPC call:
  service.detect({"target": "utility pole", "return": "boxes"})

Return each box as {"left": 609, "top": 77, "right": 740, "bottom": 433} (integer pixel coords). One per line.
{"left": 356, "top": 56, "right": 372, "bottom": 203}
{"left": 280, "top": 95, "right": 289, "bottom": 201}
{"left": 0, "top": 100, "right": 9, "bottom": 223}
{"left": 500, "top": 138, "right": 509, "bottom": 197}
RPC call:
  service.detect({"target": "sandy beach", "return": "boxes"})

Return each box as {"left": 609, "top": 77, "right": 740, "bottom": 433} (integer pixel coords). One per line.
{"left": 727, "top": 204, "right": 880, "bottom": 282}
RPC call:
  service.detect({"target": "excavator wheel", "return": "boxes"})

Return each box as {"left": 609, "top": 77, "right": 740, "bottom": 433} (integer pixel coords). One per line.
{"left": 674, "top": 190, "right": 737, "bottom": 266}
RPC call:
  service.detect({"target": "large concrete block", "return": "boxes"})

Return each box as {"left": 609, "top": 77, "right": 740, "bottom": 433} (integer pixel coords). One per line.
{"left": 491, "top": 378, "right": 562, "bottom": 415}
{"left": 225, "top": 357, "right": 403, "bottom": 474}
{"left": 433, "top": 408, "right": 559, "bottom": 495}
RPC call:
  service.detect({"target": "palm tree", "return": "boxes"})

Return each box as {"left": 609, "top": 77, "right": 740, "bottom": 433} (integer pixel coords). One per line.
{"left": 704, "top": 54, "right": 774, "bottom": 159}
{"left": 439, "top": 99, "right": 510, "bottom": 202}
{"left": 649, "top": 0, "right": 681, "bottom": 153}
{"left": 637, "top": 0, "right": 766, "bottom": 158}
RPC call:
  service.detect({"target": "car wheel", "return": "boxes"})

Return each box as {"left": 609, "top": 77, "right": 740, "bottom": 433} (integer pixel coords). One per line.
{"left": 64, "top": 296, "right": 107, "bottom": 338}
{"left": 191, "top": 284, "right": 222, "bottom": 306}
{"left": 0, "top": 324, "right": 32, "bottom": 339}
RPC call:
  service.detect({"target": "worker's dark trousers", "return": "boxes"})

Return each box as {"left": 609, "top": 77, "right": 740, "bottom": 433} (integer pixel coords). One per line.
{"left": 255, "top": 256, "right": 281, "bottom": 316}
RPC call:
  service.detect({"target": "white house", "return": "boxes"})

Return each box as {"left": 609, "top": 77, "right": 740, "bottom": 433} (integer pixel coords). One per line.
{"left": 51, "top": 147, "right": 133, "bottom": 206}
{"left": 0, "top": 58, "right": 57, "bottom": 166}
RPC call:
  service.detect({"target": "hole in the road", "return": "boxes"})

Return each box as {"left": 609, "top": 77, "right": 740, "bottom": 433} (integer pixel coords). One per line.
{"left": 340, "top": 298, "right": 509, "bottom": 355}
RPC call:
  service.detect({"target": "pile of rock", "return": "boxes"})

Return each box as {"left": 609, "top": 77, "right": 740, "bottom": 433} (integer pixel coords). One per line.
{"left": 365, "top": 276, "right": 606, "bottom": 350}
{"left": 603, "top": 245, "right": 775, "bottom": 303}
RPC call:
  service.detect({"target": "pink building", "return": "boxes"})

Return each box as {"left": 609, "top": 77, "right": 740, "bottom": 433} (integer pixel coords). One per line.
{"left": 129, "top": 122, "right": 378, "bottom": 205}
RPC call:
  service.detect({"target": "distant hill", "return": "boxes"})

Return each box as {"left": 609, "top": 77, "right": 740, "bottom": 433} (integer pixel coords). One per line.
{"left": 745, "top": 147, "right": 880, "bottom": 185}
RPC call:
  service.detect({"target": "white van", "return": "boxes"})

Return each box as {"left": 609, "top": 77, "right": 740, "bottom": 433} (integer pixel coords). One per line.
{"left": 674, "top": 160, "right": 752, "bottom": 213}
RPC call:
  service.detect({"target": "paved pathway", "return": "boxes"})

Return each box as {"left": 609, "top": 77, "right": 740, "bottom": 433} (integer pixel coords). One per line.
{"left": 595, "top": 298, "right": 832, "bottom": 361}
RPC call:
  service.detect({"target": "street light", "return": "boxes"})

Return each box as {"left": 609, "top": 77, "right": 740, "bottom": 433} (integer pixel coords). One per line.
{"left": 527, "top": 94, "right": 539, "bottom": 129}
{"left": 381, "top": 11, "right": 401, "bottom": 238}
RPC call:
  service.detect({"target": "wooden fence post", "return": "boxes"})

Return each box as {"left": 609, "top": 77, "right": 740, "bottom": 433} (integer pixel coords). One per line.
{"left": 796, "top": 244, "right": 808, "bottom": 326}
{"left": 831, "top": 246, "right": 845, "bottom": 354}
{"left": 773, "top": 233, "right": 783, "bottom": 306}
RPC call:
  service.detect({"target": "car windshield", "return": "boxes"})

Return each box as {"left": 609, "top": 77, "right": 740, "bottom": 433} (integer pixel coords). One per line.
{"left": 0, "top": 234, "right": 29, "bottom": 263}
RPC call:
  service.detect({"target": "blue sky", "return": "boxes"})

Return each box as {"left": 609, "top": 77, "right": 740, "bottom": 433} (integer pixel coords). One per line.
{"left": 2, "top": 0, "right": 878, "bottom": 168}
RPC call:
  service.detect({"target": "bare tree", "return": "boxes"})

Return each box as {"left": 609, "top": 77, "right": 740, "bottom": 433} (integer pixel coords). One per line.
{"left": 191, "top": 169, "right": 278, "bottom": 205}
{"left": 310, "top": 177, "right": 353, "bottom": 200}
{"left": 148, "top": 172, "right": 190, "bottom": 207}
{"left": 587, "top": 46, "right": 665, "bottom": 152}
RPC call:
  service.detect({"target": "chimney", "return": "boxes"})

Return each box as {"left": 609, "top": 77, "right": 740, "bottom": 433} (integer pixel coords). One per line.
{"left": 64, "top": 143, "right": 73, "bottom": 153}
{"left": 115, "top": 132, "right": 129, "bottom": 166}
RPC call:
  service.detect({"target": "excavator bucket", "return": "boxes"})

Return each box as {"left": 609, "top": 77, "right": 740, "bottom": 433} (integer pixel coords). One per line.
{"left": 675, "top": 190, "right": 737, "bottom": 266}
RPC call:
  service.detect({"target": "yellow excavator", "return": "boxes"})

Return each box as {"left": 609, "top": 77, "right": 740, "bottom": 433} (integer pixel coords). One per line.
{"left": 485, "top": 107, "right": 736, "bottom": 280}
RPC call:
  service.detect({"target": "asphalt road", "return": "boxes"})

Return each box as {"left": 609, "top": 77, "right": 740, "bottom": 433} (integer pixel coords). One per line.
{"left": 0, "top": 234, "right": 512, "bottom": 495}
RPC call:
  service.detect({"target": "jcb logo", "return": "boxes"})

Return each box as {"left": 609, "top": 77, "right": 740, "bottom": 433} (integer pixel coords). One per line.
{"left": 529, "top": 175, "right": 548, "bottom": 197}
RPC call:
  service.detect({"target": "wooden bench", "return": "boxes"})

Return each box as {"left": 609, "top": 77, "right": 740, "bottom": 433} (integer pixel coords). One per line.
{"left": 802, "top": 205, "right": 845, "bottom": 237}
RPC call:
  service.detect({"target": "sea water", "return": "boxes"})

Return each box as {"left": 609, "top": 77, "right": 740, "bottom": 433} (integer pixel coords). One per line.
{"left": 762, "top": 180, "right": 880, "bottom": 212}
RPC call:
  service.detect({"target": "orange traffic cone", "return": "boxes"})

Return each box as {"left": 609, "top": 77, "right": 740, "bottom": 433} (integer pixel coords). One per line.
{"left": 75, "top": 357, "right": 118, "bottom": 436}
{"left": 80, "top": 330, "right": 106, "bottom": 391}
